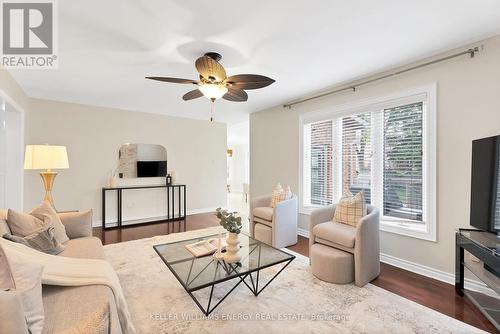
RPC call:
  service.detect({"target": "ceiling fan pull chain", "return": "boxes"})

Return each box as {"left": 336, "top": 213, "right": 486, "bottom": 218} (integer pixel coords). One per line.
{"left": 210, "top": 101, "right": 215, "bottom": 122}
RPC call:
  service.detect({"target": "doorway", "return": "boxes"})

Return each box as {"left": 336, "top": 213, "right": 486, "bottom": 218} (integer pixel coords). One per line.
{"left": 226, "top": 121, "right": 249, "bottom": 231}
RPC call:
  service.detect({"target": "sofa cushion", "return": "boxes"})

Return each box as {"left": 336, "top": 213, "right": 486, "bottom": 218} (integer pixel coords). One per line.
{"left": 253, "top": 207, "right": 273, "bottom": 221}
{"left": 0, "top": 243, "right": 15, "bottom": 289}
{"left": 42, "top": 285, "right": 121, "bottom": 334}
{"left": 59, "top": 237, "right": 105, "bottom": 260}
{"left": 313, "top": 222, "right": 356, "bottom": 249}
{"left": 314, "top": 237, "right": 354, "bottom": 254}
{"left": 0, "top": 290, "right": 29, "bottom": 334}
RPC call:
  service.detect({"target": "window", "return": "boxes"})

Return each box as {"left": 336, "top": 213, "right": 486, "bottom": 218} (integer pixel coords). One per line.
{"left": 301, "top": 85, "right": 436, "bottom": 241}
{"left": 383, "top": 102, "right": 423, "bottom": 222}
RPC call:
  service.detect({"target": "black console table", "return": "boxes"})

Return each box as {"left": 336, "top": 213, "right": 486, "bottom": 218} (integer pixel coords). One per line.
{"left": 101, "top": 184, "right": 186, "bottom": 230}
{"left": 456, "top": 228, "right": 500, "bottom": 330}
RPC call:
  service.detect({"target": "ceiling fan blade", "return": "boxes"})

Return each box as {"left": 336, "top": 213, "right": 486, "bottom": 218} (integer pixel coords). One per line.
{"left": 225, "top": 74, "right": 275, "bottom": 90}
{"left": 223, "top": 88, "right": 248, "bottom": 102}
{"left": 146, "top": 77, "right": 198, "bottom": 84}
{"left": 182, "top": 89, "right": 204, "bottom": 101}
{"left": 195, "top": 56, "right": 227, "bottom": 82}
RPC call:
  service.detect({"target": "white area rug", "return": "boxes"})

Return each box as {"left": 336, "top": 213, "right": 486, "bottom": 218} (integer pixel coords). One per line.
{"left": 104, "top": 227, "right": 486, "bottom": 334}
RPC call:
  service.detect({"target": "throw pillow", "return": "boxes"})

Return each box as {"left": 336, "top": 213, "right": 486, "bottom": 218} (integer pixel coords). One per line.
{"left": 31, "top": 201, "right": 69, "bottom": 244}
{"left": 0, "top": 290, "right": 29, "bottom": 334}
{"left": 6, "top": 209, "right": 46, "bottom": 237}
{"left": 270, "top": 184, "right": 294, "bottom": 208}
{"left": 0, "top": 243, "right": 44, "bottom": 334}
{"left": 58, "top": 210, "right": 92, "bottom": 239}
{"left": 3, "top": 225, "right": 65, "bottom": 255}
{"left": 333, "top": 192, "right": 367, "bottom": 227}
{"left": 269, "top": 183, "right": 284, "bottom": 208}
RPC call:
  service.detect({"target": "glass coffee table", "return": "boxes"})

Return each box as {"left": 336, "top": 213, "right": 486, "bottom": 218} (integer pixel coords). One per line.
{"left": 153, "top": 233, "right": 295, "bottom": 315}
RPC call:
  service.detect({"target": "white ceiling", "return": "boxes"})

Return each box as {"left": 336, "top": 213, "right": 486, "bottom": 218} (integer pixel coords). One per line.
{"left": 8, "top": 0, "right": 500, "bottom": 124}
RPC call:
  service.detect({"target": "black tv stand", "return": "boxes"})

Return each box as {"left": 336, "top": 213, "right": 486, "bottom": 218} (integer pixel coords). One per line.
{"left": 456, "top": 228, "right": 500, "bottom": 330}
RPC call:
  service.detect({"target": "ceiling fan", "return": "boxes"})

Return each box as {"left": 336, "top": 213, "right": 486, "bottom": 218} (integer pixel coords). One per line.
{"left": 146, "top": 52, "right": 275, "bottom": 106}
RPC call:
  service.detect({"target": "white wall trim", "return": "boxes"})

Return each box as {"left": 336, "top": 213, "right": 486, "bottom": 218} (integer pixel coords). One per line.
{"left": 0, "top": 88, "right": 25, "bottom": 211}
{"left": 298, "top": 84, "right": 437, "bottom": 242}
{"left": 297, "top": 227, "right": 310, "bottom": 238}
{"left": 297, "top": 231, "right": 495, "bottom": 297}
{"left": 92, "top": 207, "right": 215, "bottom": 227}
{"left": 380, "top": 252, "right": 495, "bottom": 297}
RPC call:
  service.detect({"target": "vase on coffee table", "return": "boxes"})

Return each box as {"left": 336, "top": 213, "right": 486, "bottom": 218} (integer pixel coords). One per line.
{"left": 224, "top": 232, "right": 241, "bottom": 264}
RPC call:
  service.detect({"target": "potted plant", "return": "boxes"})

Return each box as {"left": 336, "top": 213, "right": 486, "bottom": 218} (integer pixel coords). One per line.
{"left": 215, "top": 208, "right": 242, "bottom": 263}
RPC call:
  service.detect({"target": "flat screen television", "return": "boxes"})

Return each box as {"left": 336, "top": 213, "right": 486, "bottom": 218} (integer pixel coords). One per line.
{"left": 470, "top": 135, "right": 500, "bottom": 233}
{"left": 136, "top": 161, "right": 167, "bottom": 178}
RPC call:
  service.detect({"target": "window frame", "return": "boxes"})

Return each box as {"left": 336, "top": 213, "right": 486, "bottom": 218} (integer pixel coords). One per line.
{"left": 299, "top": 84, "right": 437, "bottom": 241}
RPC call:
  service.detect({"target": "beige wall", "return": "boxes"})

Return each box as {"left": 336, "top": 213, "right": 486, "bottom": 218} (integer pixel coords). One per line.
{"left": 250, "top": 35, "right": 500, "bottom": 274}
{"left": 24, "top": 99, "right": 227, "bottom": 224}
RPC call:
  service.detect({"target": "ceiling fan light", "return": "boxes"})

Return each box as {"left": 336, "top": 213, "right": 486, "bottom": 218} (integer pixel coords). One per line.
{"left": 199, "top": 84, "right": 228, "bottom": 100}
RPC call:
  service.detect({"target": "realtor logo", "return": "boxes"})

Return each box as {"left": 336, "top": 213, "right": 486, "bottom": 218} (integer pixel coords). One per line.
{"left": 1, "top": 0, "right": 58, "bottom": 68}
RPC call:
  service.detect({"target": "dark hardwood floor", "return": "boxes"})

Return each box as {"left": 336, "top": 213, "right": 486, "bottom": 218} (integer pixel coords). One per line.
{"left": 94, "top": 216, "right": 498, "bottom": 333}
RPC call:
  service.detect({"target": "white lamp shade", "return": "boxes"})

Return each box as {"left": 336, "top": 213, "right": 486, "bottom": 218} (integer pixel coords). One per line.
{"left": 24, "top": 145, "right": 69, "bottom": 170}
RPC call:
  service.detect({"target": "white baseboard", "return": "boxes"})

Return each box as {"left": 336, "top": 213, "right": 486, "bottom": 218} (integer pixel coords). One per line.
{"left": 297, "top": 228, "right": 310, "bottom": 238}
{"left": 92, "top": 207, "right": 214, "bottom": 227}
{"left": 379, "top": 253, "right": 495, "bottom": 296}
{"left": 296, "top": 229, "right": 495, "bottom": 297}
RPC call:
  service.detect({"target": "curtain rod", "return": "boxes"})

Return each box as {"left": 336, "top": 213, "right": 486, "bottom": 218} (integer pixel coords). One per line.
{"left": 283, "top": 46, "right": 480, "bottom": 109}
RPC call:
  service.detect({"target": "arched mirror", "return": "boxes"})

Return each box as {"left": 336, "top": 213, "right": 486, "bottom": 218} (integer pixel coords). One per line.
{"left": 118, "top": 144, "right": 167, "bottom": 178}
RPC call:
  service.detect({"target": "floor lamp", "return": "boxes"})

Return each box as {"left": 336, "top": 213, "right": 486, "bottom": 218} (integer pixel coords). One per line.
{"left": 24, "top": 145, "right": 69, "bottom": 210}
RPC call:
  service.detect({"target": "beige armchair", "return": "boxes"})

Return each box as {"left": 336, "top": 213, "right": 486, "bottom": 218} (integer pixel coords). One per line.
{"left": 250, "top": 194, "right": 298, "bottom": 248}
{"left": 309, "top": 204, "right": 380, "bottom": 287}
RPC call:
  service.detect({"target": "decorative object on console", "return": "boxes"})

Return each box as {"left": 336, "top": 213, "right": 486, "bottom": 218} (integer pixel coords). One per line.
{"left": 215, "top": 208, "right": 242, "bottom": 264}
{"left": 166, "top": 174, "right": 172, "bottom": 186}
{"left": 24, "top": 145, "right": 69, "bottom": 210}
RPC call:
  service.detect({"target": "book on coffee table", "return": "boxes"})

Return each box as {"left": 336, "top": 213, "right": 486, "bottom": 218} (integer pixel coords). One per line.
{"left": 185, "top": 238, "right": 226, "bottom": 257}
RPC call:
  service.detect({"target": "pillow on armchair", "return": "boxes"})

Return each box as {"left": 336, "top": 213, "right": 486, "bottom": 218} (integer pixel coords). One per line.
{"left": 333, "top": 192, "right": 367, "bottom": 227}
{"left": 269, "top": 184, "right": 293, "bottom": 208}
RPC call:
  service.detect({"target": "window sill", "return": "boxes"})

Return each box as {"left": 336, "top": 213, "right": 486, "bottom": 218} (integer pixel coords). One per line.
{"left": 380, "top": 219, "right": 436, "bottom": 242}
{"left": 300, "top": 205, "right": 327, "bottom": 215}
